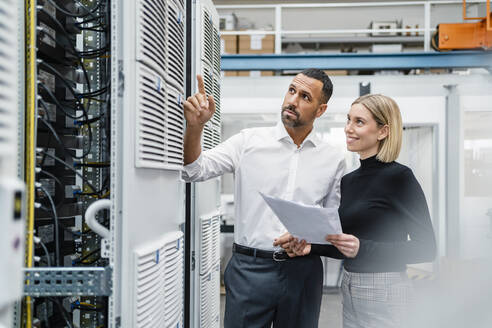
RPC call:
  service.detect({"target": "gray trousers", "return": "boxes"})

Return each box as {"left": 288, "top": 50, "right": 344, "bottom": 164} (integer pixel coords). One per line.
{"left": 341, "top": 269, "right": 415, "bottom": 328}
{"left": 223, "top": 252, "right": 323, "bottom": 328}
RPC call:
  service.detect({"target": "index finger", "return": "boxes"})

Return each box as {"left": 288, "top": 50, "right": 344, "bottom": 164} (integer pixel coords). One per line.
{"left": 197, "top": 75, "right": 206, "bottom": 95}
{"left": 273, "top": 233, "right": 293, "bottom": 246}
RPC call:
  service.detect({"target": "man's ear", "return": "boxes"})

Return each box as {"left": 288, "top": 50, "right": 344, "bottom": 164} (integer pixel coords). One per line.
{"left": 378, "top": 125, "right": 389, "bottom": 141}
{"left": 316, "top": 103, "right": 328, "bottom": 118}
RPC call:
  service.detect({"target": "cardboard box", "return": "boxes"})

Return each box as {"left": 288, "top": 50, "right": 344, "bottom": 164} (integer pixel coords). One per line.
{"left": 221, "top": 35, "right": 238, "bottom": 55}
{"left": 323, "top": 70, "right": 348, "bottom": 76}
{"left": 238, "top": 34, "right": 275, "bottom": 54}
{"left": 237, "top": 71, "right": 275, "bottom": 77}
{"left": 223, "top": 71, "right": 239, "bottom": 77}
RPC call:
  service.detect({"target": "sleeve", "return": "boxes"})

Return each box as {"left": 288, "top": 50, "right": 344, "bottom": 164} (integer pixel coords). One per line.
{"left": 310, "top": 243, "right": 346, "bottom": 259}
{"left": 356, "top": 168, "right": 437, "bottom": 264}
{"left": 322, "top": 156, "right": 346, "bottom": 209}
{"left": 312, "top": 157, "right": 346, "bottom": 260}
{"left": 181, "top": 131, "right": 245, "bottom": 182}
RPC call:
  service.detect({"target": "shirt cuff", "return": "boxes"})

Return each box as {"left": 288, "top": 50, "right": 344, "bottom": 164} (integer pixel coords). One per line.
{"left": 182, "top": 153, "right": 203, "bottom": 181}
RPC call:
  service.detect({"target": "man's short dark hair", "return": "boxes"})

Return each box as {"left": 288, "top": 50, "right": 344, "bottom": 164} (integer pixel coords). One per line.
{"left": 300, "top": 68, "right": 333, "bottom": 104}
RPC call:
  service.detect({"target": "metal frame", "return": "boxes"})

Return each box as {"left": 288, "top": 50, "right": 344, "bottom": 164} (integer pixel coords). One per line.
{"left": 110, "top": 0, "right": 121, "bottom": 326}
{"left": 221, "top": 51, "right": 492, "bottom": 71}
{"left": 444, "top": 84, "right": 462, "bottom": 259}
{"left": 217, "top": 0, "right": 488, "bottom": 53}
{"left": 431, "top": 123, "right": 441, "bottom": 272}
{"left": 23, "top": 267, "right": 112, "bottom": 297}
{"left": 12, "top": 0, "right": 25, "bottom": 325}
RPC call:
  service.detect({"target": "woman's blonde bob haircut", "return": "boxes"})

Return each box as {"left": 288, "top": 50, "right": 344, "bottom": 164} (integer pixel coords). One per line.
{"left": 352, "top": 94, "right": 402, "bottom": 163}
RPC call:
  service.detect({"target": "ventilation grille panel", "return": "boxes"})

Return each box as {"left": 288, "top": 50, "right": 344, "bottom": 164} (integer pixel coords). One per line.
{"left": 199, "top": 214, "right": 220, "bottom": 274}
{"left": 174, "top": 0, "right": 184, "bottom": 11}
{"left": 212, "top": 76, "right": 221, "bottom": 128}
{"left": 201, "top": 9, "right": 214, "bottom": 66}
{"left": 165, "top": 86, "right": 184, "bottom": 164}
{"left": 213, "top": 26, "right": 221, "bottom": 74}
{"left": 166, "top": 0, "right": 185, "bottom": 92}
{"left": 136, "top": 64, "right": 183, "bottom": 170}
{"left": 136, "top": 0, "right": 168, "bottom": 79}
{"left": 199, "top": 265, "right": 220, "bottom": 328}
{"left": 133, "top": 231, "right": 184, "bottom": 328}
{"left": 162, "top": 233, "right": 184, "bottom": 327}
{"left": 201, "top": 63, "right": 216, "bottom": 151}
{"left": 0, "top": 0, "right": 17, "bottom": 157}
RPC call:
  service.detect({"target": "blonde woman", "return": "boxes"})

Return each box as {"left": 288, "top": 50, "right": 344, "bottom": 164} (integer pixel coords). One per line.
{"left": 274, "top": 94, "right": 436, "bottom": 328}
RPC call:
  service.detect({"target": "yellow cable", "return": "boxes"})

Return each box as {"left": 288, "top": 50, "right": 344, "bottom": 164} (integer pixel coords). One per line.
{"left": 24, "top": 0, "right": 36, "bottom": 326}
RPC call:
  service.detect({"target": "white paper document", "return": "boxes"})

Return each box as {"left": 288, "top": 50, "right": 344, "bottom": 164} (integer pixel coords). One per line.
{"left": 260, "top": 192, "right": 342, "bottom": 244}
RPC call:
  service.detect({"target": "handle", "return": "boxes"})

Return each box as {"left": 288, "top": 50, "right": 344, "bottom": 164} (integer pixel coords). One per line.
{"left": 85, "top": 199, "right": 111, "bottom": 239}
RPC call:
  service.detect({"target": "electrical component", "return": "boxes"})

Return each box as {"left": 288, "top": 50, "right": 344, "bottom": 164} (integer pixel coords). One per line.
{"left": 23, "top": 0, "right": 111, "bottom": 327}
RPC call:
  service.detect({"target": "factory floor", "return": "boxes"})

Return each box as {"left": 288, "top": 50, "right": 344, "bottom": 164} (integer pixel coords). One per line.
{"left": 220, "top": 288, "right": 343, "bottom": 327}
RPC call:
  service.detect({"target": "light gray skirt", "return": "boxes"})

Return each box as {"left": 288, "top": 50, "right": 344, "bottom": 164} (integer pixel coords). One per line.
{"left": 341, "top": 268, "right": 415, "bottom": 328}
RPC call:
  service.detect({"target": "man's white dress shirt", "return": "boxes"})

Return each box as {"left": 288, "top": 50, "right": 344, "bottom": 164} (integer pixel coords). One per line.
{"left": 183, "top": 122, "right": 346, "bottom": 251}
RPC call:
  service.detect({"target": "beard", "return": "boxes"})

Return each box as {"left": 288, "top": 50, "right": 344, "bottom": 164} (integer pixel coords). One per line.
{"left": 281, "top": 105, "right": 301, "bottom": 127}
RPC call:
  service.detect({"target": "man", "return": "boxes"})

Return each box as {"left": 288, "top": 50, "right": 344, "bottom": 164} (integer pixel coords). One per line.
{"left": 182, "top": 68, "right": 345, "bottom": 328}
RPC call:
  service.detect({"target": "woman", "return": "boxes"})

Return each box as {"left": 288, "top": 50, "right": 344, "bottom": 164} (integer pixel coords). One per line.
{"left": 274, "top": 94, "right": 436, "bottom": 328}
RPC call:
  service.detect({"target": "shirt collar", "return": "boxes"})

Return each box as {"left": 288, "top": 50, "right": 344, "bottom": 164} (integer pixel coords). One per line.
{"left": 275, "top": 121, "right": 320, "bottom": 147}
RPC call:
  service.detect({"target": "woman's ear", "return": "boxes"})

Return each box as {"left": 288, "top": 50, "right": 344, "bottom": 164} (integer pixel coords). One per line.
{"left": 378, "top": 125, "right": 389, "bottom": 141}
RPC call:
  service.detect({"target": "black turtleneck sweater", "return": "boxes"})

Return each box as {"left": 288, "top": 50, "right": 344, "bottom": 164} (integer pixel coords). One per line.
{"left": 311, "top": 155, "right": 436, "bottom": 273}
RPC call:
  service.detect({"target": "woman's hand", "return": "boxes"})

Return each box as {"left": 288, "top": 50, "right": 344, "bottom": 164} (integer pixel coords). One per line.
{"left": 273, "top": 233, "right": 311, "bottom": 257}
{"left": 326, "top": 233, "right": 360, "bottom": 258}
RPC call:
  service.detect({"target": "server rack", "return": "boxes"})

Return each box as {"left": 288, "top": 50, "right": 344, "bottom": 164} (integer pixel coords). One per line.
{"left": 17, "top": 0, "right": 223, "bottom": 327}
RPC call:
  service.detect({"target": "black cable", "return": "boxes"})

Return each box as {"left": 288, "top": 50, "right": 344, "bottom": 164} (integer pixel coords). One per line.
{"left": 38, "top": 204, "right": 82, "bottom": 237}
{"left": 39, "top": 116, "right": 73, "bottom": 156}
{"left": 38, "top": 169, "right": 65, "bottom": 208}
{"left": 45, "top": 0, "right": 102, "bottom": 18}
{"left": 39, "top": 109, "right": 93, "bottom": 159}
{"left": 37, "top": 27, "right": 108, "bottom": 59}
{"left": 75, "top": 14, "right": 105, "bottom": 25}
{"left": 39, "top": 94, "right": 94, "bottom": 160}
{"left": 38, "top": 89, "right": 95, "bottom": 161}
{"left": 38, "top": 86, "right": 83, "bottom": 120}
{"left": 78, "top": 26, "right": 106, "bottom": 32}
{"left": 37, "top": 61, "right": 83, "bottom": 105}
{"left": 75, "top": 115, "right": 103, "bottom": 125}
{"left": 38, "top": 240, "right": 52, "bottom": 267}
{"left": 39, "top": 150, "right": 99, "bottom": 194}
{"left": 76, "top": 49, "right": 109, "bottom": 58}
{"left": 38, "top": 7, "right": 79, "bottom": 54}
{"left": 77, "top": 85, "right": 109, "bottom": 98}
{"left": 75, "top": 162, "right": 110, "bottom": 168}
{"left": 49, "top": 298, "right": 74, "bottom": 328}
{"left": 77, "top": 45, "right": 110, "bottom": 54}
{"left": 38, "top": 185, "right": 61, "bottom": 267}
{"left": 37, "top": 61, "right": 106, "bottom": 138}
{"left": 39, "top": 95, "right": 92, "bottom": 162}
